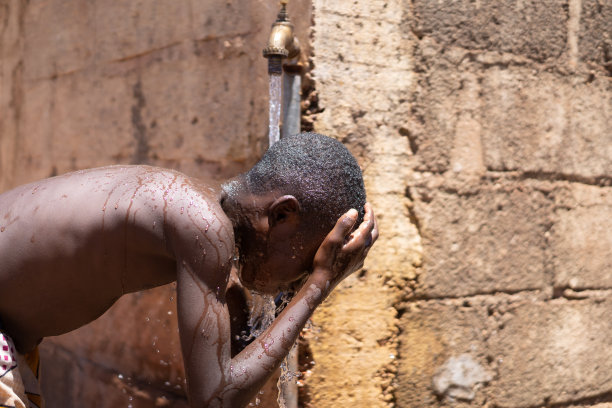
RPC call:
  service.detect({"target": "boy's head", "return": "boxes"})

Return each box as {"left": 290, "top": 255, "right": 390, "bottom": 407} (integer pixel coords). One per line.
{"left": 221, "top": 132, "right": 366, "bottom": 293}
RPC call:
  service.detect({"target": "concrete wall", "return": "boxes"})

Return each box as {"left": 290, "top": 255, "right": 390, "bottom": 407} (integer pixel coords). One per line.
{"left": 1, "top": 0, "right": 611, "bottom": 407}
{"left": 308, "top": 0, "right": 611, "bottom": 407}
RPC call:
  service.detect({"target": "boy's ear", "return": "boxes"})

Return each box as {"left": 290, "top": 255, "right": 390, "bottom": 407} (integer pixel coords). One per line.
{"left": 268, "top": 195, "right": 301, "bottom": 227}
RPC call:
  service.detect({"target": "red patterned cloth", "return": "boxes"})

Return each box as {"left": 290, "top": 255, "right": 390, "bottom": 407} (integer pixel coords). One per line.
{"left": 0, "top": 332, "right": 42, "bottom": 408}
{"left": 0, "top": 334, "right": 18, "bottom": 376}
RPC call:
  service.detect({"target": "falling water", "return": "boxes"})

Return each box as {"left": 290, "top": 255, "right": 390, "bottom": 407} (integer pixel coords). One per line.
{"left": 277, "top": 343, "right": 299, "bottom": 408}
{"left": 243, "top": 291, "right": 300, "bottom": 408}
{"left": 244, "top": 292, "right": 276, "bottom": 340}
{"left": 268, "top": 73, "right": 282, "bottom": 146}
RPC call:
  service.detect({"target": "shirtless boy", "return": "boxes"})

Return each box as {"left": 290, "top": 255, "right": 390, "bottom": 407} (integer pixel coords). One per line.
{"left": 0, "top": 132, "right": 378, "bottom": 407}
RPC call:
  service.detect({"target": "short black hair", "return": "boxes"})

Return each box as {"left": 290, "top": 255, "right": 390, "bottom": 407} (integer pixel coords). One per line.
{"left": 246, "top": 132, "right": 366, "bottom": 232}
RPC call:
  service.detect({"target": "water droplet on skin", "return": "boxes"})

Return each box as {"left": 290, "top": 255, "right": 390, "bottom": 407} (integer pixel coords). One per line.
{"left": 118, "top": 374, "right": 124, "bottom": 380}
{"left": 0, "top": 227, "right": 4, "bottom": 232}
{"left": 167, "top": 310, "right": 172, "bottom": 315}
{"left": 114, "top": 203, "right": 119, "bottom": 210}
{"left": 180, "top": 207, "right": 184, "bottom": 214}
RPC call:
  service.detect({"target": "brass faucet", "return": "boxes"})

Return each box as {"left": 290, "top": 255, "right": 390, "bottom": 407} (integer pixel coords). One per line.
{"left": 263, "top": 0, "right": 301, "bottom": 74}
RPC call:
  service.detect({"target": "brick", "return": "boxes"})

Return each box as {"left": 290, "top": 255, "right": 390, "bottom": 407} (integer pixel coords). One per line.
{"left": 315, "top": 10, "right": 411, "bottom": 69}
{"left": 411, "top": 59, "right": 612, "bottom": 178}
{"left": 412, "top": 177, "right": 551, "bottom": 298}
{"left": 551, "top": 184, "right": 612, "bottom": 289}
{"left": 578, "top": 0, "right": 612, "bottom": 71}
{"left": 396, "top": 298, "right": 491, "bottom": 407}
{"left": 480, "top": 68, "right": 612, "bottom": 179}
{"left": 489, "top": 298, "right": 612, "bottom": 407}
{"left": 408, "top": 63, "right": 482, "bottom": 173}
{"left": 411, "top": 0, "right": 567, "bottom": 62}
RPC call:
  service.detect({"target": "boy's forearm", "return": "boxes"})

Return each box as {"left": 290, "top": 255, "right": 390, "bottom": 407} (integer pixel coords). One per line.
{"left": 223, "top": 272, "right": 329, "bottom": 406}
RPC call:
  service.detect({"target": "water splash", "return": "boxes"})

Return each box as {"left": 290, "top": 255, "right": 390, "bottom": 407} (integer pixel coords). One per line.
{"left": 268, "top": 73, "right": 282, "bottom": 146}
{"left": 242, "top": 292, "right": 276, "bottom": 341}
{"left": 242, "top": 291, "right": 300, "bottom": 407}
{"left": 277, "top": 342, "right": 300, "bottom": 408}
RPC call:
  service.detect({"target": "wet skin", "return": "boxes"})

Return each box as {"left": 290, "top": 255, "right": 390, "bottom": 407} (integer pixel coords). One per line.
{"left": 0, "top": 165, "right": 378, "bottom": 407}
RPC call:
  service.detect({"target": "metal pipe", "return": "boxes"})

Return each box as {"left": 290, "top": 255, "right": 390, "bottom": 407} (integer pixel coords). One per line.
{"left": 281, "top": 72, "right": 301, "bottom": 139}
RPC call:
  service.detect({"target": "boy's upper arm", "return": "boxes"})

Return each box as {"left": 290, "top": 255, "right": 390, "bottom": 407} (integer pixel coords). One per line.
{"left": 173, "top": 211, "right": 235, "bottom": 406}
{"left": 176, "top": 258, "right": 233, "bottom": 406}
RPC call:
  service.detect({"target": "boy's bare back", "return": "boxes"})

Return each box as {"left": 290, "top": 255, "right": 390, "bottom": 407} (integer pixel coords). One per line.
{"left": 0, "top": 165, "right": 233, "bottom": 353}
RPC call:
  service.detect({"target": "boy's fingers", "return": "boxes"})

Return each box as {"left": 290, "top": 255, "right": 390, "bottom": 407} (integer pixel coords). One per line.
{"left": 370, "top": 207, "right": 379, "bottom": 243}
{"left": 348, "top": 205, "right": 374, "bottom": 242}
{"left": 326, "top": 209, "right": 358, "bottom": 247}
{"left": 365, "top": 203, "right": 378, "bottom": 245}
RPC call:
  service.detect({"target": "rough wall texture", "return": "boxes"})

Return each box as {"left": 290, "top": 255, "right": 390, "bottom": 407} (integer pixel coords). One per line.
{"left": 308, "top": 0, "right": 611, "bottom": 407}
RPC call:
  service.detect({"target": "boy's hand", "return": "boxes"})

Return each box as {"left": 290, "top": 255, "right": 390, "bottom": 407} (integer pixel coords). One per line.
{"left": 311, "top": 203, "right": 378, "bottom": 293}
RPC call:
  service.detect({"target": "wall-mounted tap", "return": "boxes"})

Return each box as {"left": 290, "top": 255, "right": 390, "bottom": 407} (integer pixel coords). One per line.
{"left": 263, "top": 0, "right": 301, "bottom": 75}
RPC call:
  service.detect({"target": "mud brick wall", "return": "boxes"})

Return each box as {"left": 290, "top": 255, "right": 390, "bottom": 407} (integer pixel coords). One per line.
{"left": 308, "top": 0, "right": 611, "bottom": 407}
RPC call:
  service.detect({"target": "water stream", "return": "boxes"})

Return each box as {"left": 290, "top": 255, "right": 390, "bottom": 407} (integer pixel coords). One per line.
{"left": 265, "top": 69, "right": 300, "bottom": 407}
{"left": 244, "top": 291, "right": 299, "bottom": 407}
{"left": 268, "top": 73, "right": 282, "bottom": 146}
